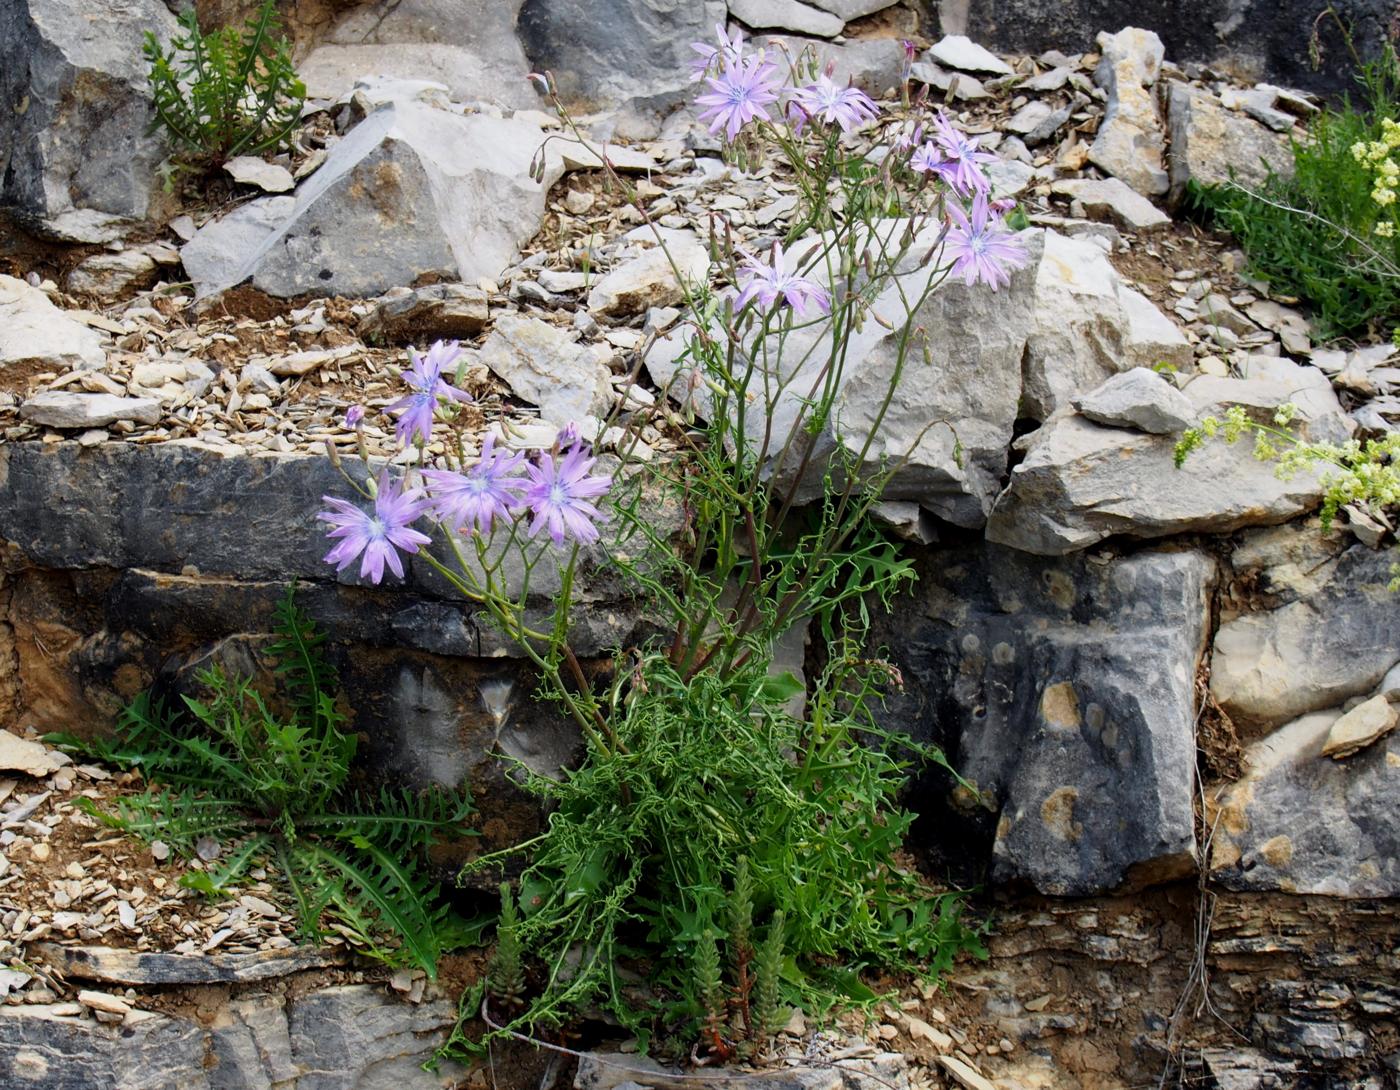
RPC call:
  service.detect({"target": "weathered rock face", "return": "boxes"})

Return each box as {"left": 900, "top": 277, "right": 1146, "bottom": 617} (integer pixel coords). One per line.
{"left": 648, "top": 228, "right": 1046, "bottom": 529}
{"left": 1211, "top": 532, "right": 1400, "bottom": 729}
{"left": 473, "top": 313, "right": 614, "bottom": 427}
{"left": 986, "top": 366, "right": 1349, "bottom": 555}
{"left": 878, "top": 543, "right": 1213, "bottom": 896}
{"left": 0, "top": 984, "right": 462, "bottom": 1090}
{"left": 1165, "top": 81, "right": 1293, "bottom": 201}
{"left": 297, "top": 0, "right": 537, "bottom": 107}
{"left": 0, "top": 0, "right": 178, "bottom": 227}
{"left": 945, "top": 0, "right": 1393, "bottom": 98}
{"left": 182, "top": 101, "right": 564, "bottom": 298}
{"left": 517, "top": 0, "right": 727, "bottom": 114}
{"left": 1210, "top": 701, "right": 1400, "bottom": 896}
{"left": 1022, "top": 230, "right": 1190, "bottom": 420}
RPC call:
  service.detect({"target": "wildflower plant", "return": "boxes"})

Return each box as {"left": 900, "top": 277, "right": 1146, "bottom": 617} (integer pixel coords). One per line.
{"left": 319, "top": 25, "right": 1023, "bottom": 1055}
{"left": 143, "top": 0, "right": 306, "bottom": 168}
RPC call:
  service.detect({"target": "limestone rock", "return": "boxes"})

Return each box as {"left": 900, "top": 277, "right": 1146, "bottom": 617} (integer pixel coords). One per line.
{"left": 1050, "top": 177, "right": 1171, "bottom": 231}
{"left": 1004, "top": 100, "right": 1071, "bottom": 145}
{"left": 805, "top": 0, "right": 900, "bottom": 19}
{"left": 1165, "top": 82, "right": 1293, "bottom": 201}
{"left": 754, "top": 36, "right": 908, "bottom": 94}
{"left": 0, "top": 275, "right": 106, "bottom": 370}
{"left": 1211, "top": 537, "right": 1400, "bottom": 728}
{"left": 1022, "top": 230, "right": 1190, "bottom": 420}
{"left": 1088, "top": 27, "right": 1169, "bottom": 196}
{"left": 575, "top": 1049, "right": 911, "bottom": 1090}
{"left": 473, "top": 314, "right": 613, "bottom": 426}
{"left": 182, "top": 101, "right": 564, "bottom": 299}
{"left": 0, "top": 729, "right": 66, "bottom": 777}
{"left": 648, "top": 227, "right": 1045, "bottom": 528}
{"left": 0, "top": 1003, "right": 210, "bottom": 1090}
{"left": 987, "top": 365, "right": 1349, "bottom": 555}
{"left": 21, "top": 392, "right": 161, "bottom": 429}
{"left": 587, "top": 233, "right": 710, "bottom": 317}
{"left": 285, "top": 985, "right": 460, "bottom": 1090}
{"left": 358, "top": 284, "right": 490, "bottom": 344}
{"left": 1210, "top": 705, "right": 1400, "bottom": 896}
{"left": 927, "top": 35, "right": 1015, "bottom": 76}
{"left": 31, "top": 944, "right": 344, "bottom": 986}
{"left": 517, "top": 0, "right": 727, "bottom": 114}
{"left": 908, "top": 61, "right": 990, "bottom": 101}
{"left": 66, "top": 250, "right": 160, "bottom": 299}
{"left": 1322, "top": 694, "right": 1398, "bottom": 759}
{"left": 223, "top": 156, "right": 295, "bottom": 193}
{"left": 1072, "top": 368, "right": 1195, "bottom": 434}
{"left": 0, "top": 0, "right": 178, "bottom": 223}
{"left": 878, "top": 545, "right": 1212, "bottom": 896}
{"left": 729, "top": 0, "right": 845, "bottom": 37}
{"left": 298, "top": 0, "right": 537, "bottom": 108}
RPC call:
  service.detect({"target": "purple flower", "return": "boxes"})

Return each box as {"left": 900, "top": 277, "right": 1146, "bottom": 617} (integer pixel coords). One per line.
{"left": 690, "top": 22, "right": 746, "bottom": 82}
{"left": 318, "top": 472, "right": 432, "bottom": 584}
{"left": 793, "top": 76, "right": 879, "bottom": 133}
{"left": 943, "top": 193, "right": 1029, "bottom": 292}
{"left": 696, "top": 54, "right": 783, "bottom": 142}
{"left": 522, "top": 444, "right": 612, "bottom": 546}
{"left": 387, "top": 340, "right": 472, "bottom": 446}
{"left": 345, "top": 405, "right": 365, "bottom": 429}
{"left": 422, "top": 434, "right": 527, "bottom": 535}
{"left": 928, "top": 112, "right": 996, "bottom": 195}
{"left": 735, "top": 242, "right": 831, "bottom": 317}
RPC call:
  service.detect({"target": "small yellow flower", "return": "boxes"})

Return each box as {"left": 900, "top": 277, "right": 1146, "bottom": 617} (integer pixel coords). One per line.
{"left": 1354, "top": 141, "right": 1370, "bottom": 161}
{"left": 1375, "top": 187, "right": 1397, "bottom": 206}
{"left": 1377, "top": 221, "right": 1396, "bottom": 237}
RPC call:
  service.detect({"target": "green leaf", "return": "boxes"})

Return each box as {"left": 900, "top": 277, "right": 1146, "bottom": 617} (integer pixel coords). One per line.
{"left": 759, "top": 671, "right": 805, "bottom": 704}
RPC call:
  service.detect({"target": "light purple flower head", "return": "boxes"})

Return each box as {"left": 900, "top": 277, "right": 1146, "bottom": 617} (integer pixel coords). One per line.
{"left": 387, "top": 340, "right": 473, "bottom": 447}
{"left": 928, "top": 112, "right": 995, "bottom": 196}
{"left": 522, "top": 444, "right": 612, "bottom": 546}
{"left": 422, "top": 433, "right": 527, "bottom": 536}
{"left": 696, "top": 53, "right": 783, "bottom": 142}
{"left": 735, "top": 242, "right": 831, "bottom": 318}
{"left": 318, "top": 471, "right": 432, "bottom": 584}
{"left": 793, "top": 76, "right": 879, "bottom": 133}
{"left": 690, "top": 22, "right": 746, "bottom": 82}
{"left": 345, "top": 404, "right": 365, "bottom": 429}
{"left": 943, "top": 192, "right": 1029, "bottom": 292}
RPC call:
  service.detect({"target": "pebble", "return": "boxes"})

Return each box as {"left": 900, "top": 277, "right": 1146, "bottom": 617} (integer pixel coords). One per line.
{"left": 30, "top": 842, "right": 51, "bottom": 862}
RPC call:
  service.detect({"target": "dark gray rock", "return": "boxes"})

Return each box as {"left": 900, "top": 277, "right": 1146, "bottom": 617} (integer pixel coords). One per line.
{"left": 877, "top": 543, "right": 1213, "bottom": 895}
{"left": 947, "top": 0, "right": 1394, "bottom": 99}
{"left": 358, "top": 284, "right": 490, "bottom": 345}
{"left": 30, "top": 944, "right": 344, "bottom": 986}
{"left": 517, "top": 0, "right": 727, "bottom": 114}
{"left": 1210, "top": 704, "right": 1400, "bottom": 896}
{"left": 0, "top": 0, "right": 178, "bottom": 225}
{"left": 286, "top": 985, "right": 460, "bottom": 1090}
{"left": 574, "top": 1049, "right": 912, "bottom": 1089}
{"left": 0, "top": 1004, "right": 210, "bottom": 1090}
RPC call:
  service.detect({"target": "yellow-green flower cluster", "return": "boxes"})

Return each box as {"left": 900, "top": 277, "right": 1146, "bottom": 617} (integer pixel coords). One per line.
{"left": 1351, "top": 117, "right": 1400, "bottom": 226}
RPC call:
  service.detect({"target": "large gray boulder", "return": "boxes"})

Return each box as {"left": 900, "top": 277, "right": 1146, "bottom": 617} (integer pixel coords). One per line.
{"left": 1023, "top": 230, "right": 1191, "bottom": 420}
{"left": 1210, "top": 700, "right": 1400, "bottom": 896}
{"left": 516, "top": 0, "right": 727, "bottom": 114}
{"left": 986, "top": 364, "right": 1350, "bottom": 555}
{"left": 878, "top": 544, "right": 1213, "bottom": 896}
{"left": 1211, "top": 532, "right": 1400, "bottom": 729}
{"left": 297, "top": 0, "right": 537, "bottom": 108}
{"left": 182, "top": 100, "right": 564, "bottom": 298}
{"left": 648, "top": 227, "right": 1046, "bottom": 528}
{"left": 0, "top": 0, "right": 178, "bottom": 226}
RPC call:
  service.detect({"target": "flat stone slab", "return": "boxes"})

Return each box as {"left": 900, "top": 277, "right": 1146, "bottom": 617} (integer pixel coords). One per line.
{"left": 30, "top": 943, "right": 345, "bottom": 986}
